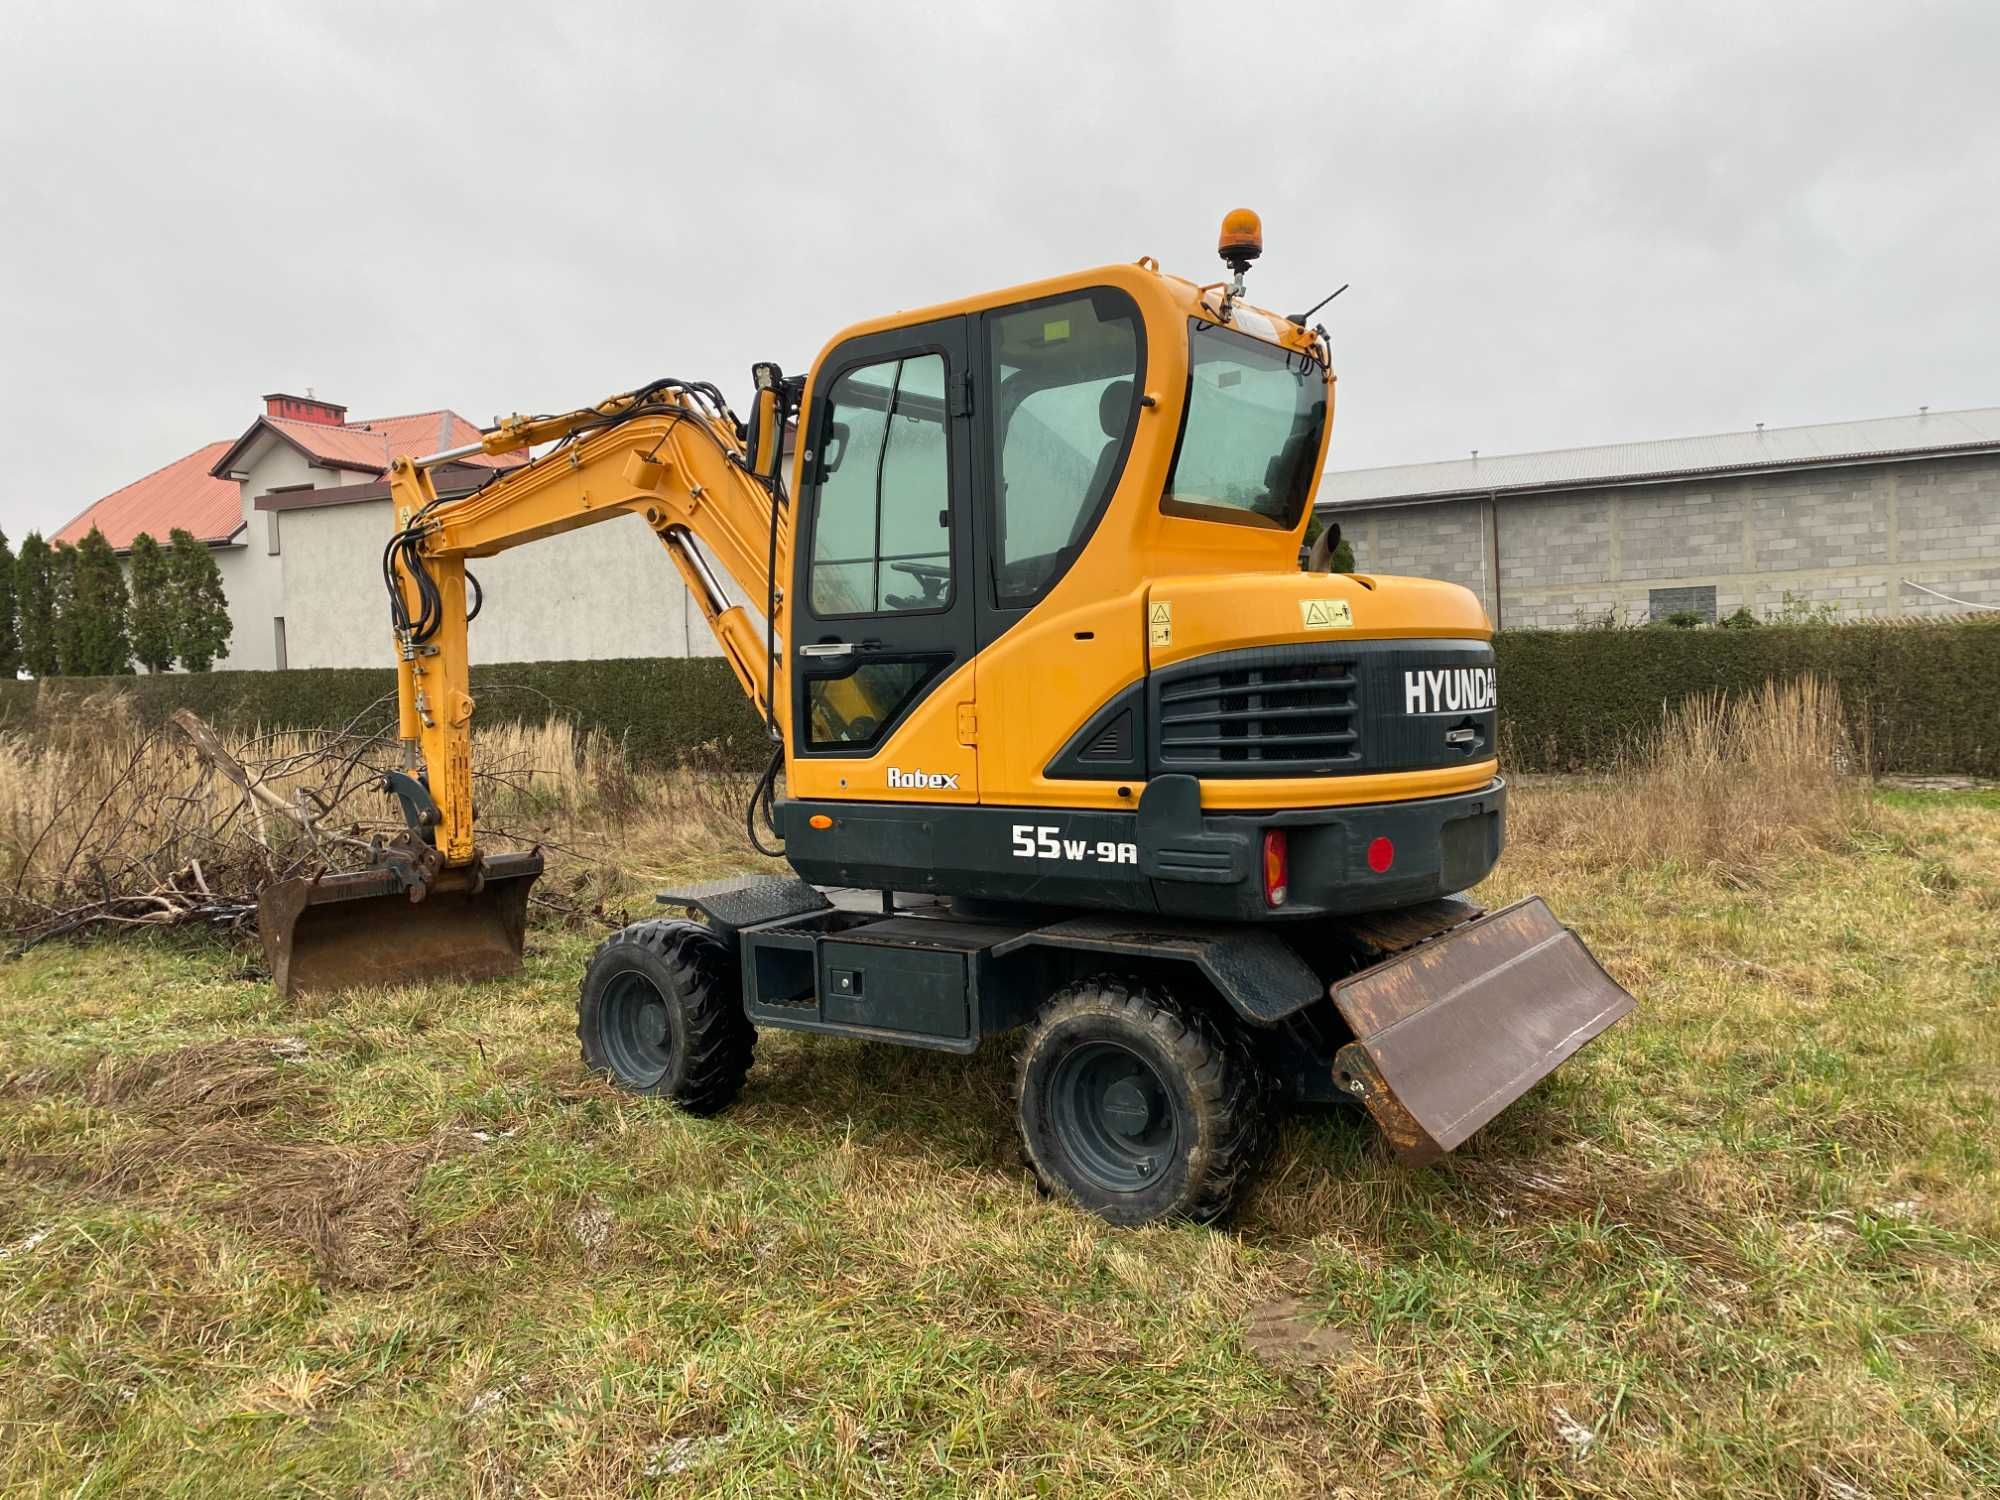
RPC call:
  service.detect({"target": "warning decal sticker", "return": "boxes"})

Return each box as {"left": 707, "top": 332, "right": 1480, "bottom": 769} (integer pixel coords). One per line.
{"left": 1148, "top": 600, "right": 1173, "bottom": 647}
{"left": 1301, "top": 599, "right": 1354, "bottom": 630}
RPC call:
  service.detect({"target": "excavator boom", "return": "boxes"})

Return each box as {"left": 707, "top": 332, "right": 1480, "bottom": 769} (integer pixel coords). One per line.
{"left": 260, "top": 376, "right": 794, "bottom": 996}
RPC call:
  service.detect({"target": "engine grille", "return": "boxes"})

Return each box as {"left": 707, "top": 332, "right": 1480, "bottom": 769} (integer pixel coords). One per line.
{"left": 1153, "top": 652, "right": 1360, "bottom": 774}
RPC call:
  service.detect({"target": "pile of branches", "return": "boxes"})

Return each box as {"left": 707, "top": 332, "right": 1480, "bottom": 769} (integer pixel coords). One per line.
{"left": 1, "top": 709, "right": 418, "bottom": 954}
{"left": 1, "top": 704, "right": 599, "bottom": 955}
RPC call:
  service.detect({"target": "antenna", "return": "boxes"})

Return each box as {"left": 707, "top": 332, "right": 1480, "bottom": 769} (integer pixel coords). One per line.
{"left": 1292, "top": 283, "right": 1349, "bottom": 324}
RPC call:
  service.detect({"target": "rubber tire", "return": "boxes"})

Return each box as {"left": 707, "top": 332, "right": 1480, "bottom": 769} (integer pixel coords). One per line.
{"left": 1016, "top": 975, "right": 1271, "bottom": 1226}
{"left": 577, "top": 919, "right": 754, "bottom": 1116}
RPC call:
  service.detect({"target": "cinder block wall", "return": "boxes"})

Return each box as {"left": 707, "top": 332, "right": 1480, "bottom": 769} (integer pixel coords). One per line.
{"left": 1329, "top": 452, "right": 1999, "bottom": 628}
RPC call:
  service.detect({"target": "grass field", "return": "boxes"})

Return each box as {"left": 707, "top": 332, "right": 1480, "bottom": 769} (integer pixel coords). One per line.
{"left": 2, "top": 763, "right": 1997, "bottom": 1494}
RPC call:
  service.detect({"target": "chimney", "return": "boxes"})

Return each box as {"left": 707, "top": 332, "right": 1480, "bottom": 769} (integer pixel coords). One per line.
{"left": 263, "top": 391, "right": 348, "bottom": 426}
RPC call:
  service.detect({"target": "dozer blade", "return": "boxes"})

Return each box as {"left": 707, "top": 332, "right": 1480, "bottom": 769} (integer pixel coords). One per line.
{"left": 1331, "top": 896, "right": 1634, "bottom": 1165}
{"left": 258, "top": 851, "right": 543, "bottom": 1000}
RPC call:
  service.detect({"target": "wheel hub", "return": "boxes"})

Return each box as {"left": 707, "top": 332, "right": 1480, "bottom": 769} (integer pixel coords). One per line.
{"left": 1047, "top": 1039, "right": 1180, "bottom": 1194}
{"left": 1100, "top": 1077, "right": 1155, "bottom": 1137}
{"left": 601, "top": 971, "right": 675, "bottom": 1086}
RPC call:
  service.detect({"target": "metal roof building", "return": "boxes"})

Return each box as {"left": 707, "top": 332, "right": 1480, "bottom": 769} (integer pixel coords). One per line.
{"left": 1318, "top": 406, "right": 2000, "bottom": 628}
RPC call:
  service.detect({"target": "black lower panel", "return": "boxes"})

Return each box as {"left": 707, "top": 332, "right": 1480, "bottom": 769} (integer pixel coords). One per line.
{"left": 781, "top": 801, "right": 1153, "bottom": 912}
{"left": 738, "top": 908, "right": 1041, "bottom": 1054}
{"left": 776, "top": 779, "right": 1507, "bottom": 923}
{"left": 821, "top": 940, "right": 969, "bottom": 1039}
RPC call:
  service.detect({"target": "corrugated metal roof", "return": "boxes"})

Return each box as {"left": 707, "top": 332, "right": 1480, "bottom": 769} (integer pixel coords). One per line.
{"left": 1319, "top": 405, "right": 2000, "bottom": 509}
{"left": 53, "top": 441, "right": 242, "bottom": 549}
{"left": 262, "top": 415, "right": 399, "bottom": 473}
{"left": 210, "top": 408, "right": 519, "bottom": 480}
{"left": 57, "top": 405, "right": 518, "bottom": 551}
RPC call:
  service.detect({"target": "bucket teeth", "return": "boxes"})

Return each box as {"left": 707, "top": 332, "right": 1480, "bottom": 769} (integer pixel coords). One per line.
{"left": 258, "top": 851, "right": 542, "bottom": 999}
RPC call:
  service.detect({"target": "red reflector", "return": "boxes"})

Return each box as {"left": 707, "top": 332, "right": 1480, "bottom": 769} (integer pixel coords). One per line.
{"left": 1262, "top": 829, "right": 1289, "bottom": 907}
{"left": 1366, "top": 836, "right": 1395, "bottom": 873}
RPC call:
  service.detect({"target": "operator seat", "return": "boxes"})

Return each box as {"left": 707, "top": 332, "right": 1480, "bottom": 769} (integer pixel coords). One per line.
{"left": 1076, "top": 379, "right": 1135, "bottom": 546}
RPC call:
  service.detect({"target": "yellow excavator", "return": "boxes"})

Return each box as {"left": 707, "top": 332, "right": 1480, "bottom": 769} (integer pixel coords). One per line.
{"left": 259, "top": 213, "right": 1633, "bottom": 1224}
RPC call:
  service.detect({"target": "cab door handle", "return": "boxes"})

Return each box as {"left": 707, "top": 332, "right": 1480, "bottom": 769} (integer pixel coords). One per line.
{"left": 798, "top": 642, "right": 855, "bottom": 659}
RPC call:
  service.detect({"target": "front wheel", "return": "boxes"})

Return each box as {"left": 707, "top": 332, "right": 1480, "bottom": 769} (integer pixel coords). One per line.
{"left": 577, "top": 919, "right": 753, "bottom": 1115}
{"left": 1015, "top": 975, "right": 1270, "bottom": 1226}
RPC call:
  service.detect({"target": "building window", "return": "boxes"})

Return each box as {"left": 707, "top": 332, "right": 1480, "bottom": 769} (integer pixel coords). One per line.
{"left": 273, "top": 617, "right": 288, "bottom": 670}
{"left": 1648, "top": 585, "right": 1716, "bottom": 625}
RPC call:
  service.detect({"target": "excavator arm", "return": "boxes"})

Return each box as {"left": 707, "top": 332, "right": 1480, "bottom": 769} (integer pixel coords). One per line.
{"left": 259, "top": 373, "right": 797, "bottom": 997}
{"left": 386, "top": 375, "right": 793, "bottom": 866}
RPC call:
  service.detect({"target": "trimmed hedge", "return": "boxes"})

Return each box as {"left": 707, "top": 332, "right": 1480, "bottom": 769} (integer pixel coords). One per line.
{"left": 4, "top": 619, "right": 1995, "bottom": 776}
{"left": 1494, "top": 619, "right": 2000, "bottom": 776}
{"left": 0, "top": 656, "right": 769, "bottom": 767}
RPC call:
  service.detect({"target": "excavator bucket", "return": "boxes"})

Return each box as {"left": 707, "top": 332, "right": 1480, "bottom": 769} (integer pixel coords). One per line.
{"left": 1331, "top": 896, "right": 1635, "bottom": 1164}
{"left": 258, "top": 852, "right": 543, "bottom": 1000}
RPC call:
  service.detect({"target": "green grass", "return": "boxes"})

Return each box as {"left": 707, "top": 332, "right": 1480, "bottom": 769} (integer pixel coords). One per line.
{"left": 2, "top": 786, "right": 1997, "bottom": 1497}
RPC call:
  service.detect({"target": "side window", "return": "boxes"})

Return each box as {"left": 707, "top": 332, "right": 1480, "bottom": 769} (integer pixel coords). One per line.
{"left": 808, "top": 353, "right": 952, "bottom": 616}
{"left": 807, "top": 659, "right": 945, "bottom": 750}
{"left": 987, "top": 289, "right": 1142, "bottom": 608}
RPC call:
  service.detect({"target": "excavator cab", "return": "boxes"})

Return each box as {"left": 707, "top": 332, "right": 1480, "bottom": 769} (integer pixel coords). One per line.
{"left": 256, "top": 214, "right": 1635, "bottom": 1225}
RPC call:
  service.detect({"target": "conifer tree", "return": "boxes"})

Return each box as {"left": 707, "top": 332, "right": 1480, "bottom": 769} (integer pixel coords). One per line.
{"left": 51, "top": 541, "right": 82, "bottom": 675}
{"left": 15, "top": 533, "right": 56, "bottom": 677}
{"left": 127, "top": 531, "right": 176, "bottom": 672}
{"left": 167, "top": 528, "right": 232, "bottom": 672}
{"left": 0, "top": 529, "right": 18, "bottom": 679}
{"left": 69, "top": 526, "right": 132, "bottom": 675}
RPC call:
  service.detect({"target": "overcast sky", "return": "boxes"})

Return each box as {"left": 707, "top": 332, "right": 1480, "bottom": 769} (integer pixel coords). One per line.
{"left": 2, "top": 0, "right": 1995, "bottom": 539}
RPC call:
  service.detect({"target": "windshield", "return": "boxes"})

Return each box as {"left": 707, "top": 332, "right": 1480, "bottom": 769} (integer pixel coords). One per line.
{"left": 1162, "top": 321, "right": 1327, "bottom": 530}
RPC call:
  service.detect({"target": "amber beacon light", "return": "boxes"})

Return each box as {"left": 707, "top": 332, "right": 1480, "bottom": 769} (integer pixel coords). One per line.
{"left": 1218, "top": 208, "right": 1264, "bottom": 273}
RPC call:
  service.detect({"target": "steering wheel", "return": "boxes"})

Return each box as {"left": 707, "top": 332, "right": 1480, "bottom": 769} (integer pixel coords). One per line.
{"left": 888, "top": 559, "right": 950, "bottom": 605}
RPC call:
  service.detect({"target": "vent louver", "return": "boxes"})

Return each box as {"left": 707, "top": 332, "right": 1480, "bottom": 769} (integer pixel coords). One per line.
{"left": 1154, "top": 655, "right": 1360, "bottom": 775}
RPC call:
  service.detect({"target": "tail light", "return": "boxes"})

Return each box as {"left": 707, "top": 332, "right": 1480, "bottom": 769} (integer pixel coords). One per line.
{"left": 1262, "top": 829, "right": 1289, "bottom": 907}
{"left": 1367, "top": 835, "right": 1396, "bottom": 873}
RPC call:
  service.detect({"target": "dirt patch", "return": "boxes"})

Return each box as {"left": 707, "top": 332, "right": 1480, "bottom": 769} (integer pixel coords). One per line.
{"left": 1244, "top": 1295, "right": 1358, "bottom": 1370}
{"left": 80, "top": 1037, "right": 318, "bottom": 1124}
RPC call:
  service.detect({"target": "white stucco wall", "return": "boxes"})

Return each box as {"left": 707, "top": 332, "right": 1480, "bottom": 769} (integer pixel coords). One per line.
{"left": 213, "top": 434, "right": 375, "bottom": 670}
{"left": 274, "top": 498, "right": 724, "bottom": 668}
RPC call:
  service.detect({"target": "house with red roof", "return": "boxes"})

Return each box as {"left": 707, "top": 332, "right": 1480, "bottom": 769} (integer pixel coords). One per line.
{"left": 53, "top": 392, "right": 716, "bottom": 671}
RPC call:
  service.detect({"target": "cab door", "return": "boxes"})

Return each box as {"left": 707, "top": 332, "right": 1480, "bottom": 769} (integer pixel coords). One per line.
{"left": 789, "top": 317, "right": 977, "bottom": 801}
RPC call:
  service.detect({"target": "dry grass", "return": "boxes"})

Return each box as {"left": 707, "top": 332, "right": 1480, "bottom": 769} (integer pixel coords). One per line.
{"left": 1511, "top": 674, "right": 1870, "bottom": 878}
{"left": 0, "top": 681, "right": 1995, "bottom": 1496}
{"left": 0, "top": 708, "right": 770, "bottom": 942}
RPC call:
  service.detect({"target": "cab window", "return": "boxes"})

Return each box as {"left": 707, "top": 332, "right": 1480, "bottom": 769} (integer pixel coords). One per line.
{"left": 1162, "top": 321, "right": 1326, "bottom": 530}
{"left": 808, "top": 353, "right": 953, "bottom": 616}
{"left": 986, "top": 288, "right": 1143, "bottom": 608}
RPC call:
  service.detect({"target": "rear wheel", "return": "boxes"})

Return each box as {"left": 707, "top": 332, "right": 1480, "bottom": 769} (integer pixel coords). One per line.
{"left": 578, "top": 920, "right": 753, "bottom": 1115}
{"left": 1016, "top": 975, "right": 1270, "bottom": 1226}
